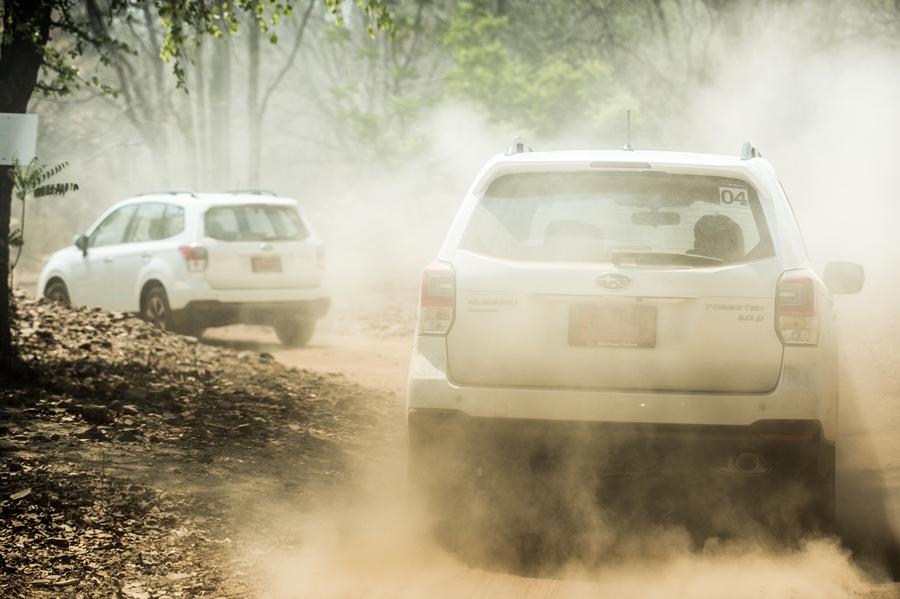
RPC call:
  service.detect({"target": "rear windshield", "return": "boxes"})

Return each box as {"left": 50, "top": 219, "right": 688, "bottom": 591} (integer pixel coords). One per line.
{"left": 204, "top": 204, "right": 309, "bottom": 242}
{"left": 460, "top": 172, "right": 774, "bottom": 267}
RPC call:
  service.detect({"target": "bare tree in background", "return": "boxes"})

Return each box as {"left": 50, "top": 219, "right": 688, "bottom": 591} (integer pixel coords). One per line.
{"left": 247, "top": 1, "right": 317, "bottom": 187}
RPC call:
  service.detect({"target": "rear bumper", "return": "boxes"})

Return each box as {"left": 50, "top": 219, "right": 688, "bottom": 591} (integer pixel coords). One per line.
{"left": 408, "top": 410, "right": 834, "bottom": 478}
{"left": 167, "top": 275, "right": 328, "bottom": 311}
{"left": 406, "top": 337, "right": 839, "bottom": 440}
{"left": 178, "top": 298, "right": 330, "bottom": 327}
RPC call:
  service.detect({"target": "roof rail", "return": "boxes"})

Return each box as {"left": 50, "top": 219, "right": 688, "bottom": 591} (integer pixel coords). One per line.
{"left": 227, "top": 189, "right": 276, "bottom": 196}
{"left": 740, "top": 141, "right": 762, "bottom": 160}
{"left": 135, "top": 190, "right": 196, "bottom": 197}
{"left": 505, "top": 137, "right": 534, "bottom": 156}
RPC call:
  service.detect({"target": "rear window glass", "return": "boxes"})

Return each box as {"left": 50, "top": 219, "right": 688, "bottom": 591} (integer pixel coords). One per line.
{"left": 460, "top": 172, "right": 774, "bottom": 266}
{"left": 204, "top": 204, "right": 309, "bottom": 242}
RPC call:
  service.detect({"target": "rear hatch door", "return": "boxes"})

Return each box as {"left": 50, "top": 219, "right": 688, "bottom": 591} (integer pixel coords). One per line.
{"left": 202, "top": 203, "right": 320, "bottom": 290}
{"left": 446, "top": 170, "right": 784, "bottom": 393}
{"left": 447, "top": 252, "right": 783, "bottom": 393}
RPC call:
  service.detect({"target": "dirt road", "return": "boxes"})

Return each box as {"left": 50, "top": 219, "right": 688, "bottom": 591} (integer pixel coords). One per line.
{"left": 208, "top": 326, "right": 412, "bottom": 396}
{"left": 204, "top": 307, "right": 900, "bottom": 599}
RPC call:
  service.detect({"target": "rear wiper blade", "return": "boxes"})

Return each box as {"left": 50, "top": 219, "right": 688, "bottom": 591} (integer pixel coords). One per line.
{"left": 611, "top": 251, "right": 724, "bottom": 267}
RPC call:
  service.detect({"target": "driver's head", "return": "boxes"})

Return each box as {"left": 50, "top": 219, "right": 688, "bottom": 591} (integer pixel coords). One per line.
{"left": 691, "top": 214, "right": 745, "bottom": 262}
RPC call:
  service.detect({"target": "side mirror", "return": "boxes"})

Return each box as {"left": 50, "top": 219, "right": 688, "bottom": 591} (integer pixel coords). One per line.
{"left": 824, "top": 261, "right": 864, "bottom": 295}
{"left": 74, "top": 233, "right": 89, "bottom": 257}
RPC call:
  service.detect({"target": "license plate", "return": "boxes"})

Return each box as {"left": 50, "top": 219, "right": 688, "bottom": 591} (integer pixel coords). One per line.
{"left": 251, "top": 256, "right": 282, "bottom": 273}
{"left": 568, "top": 304, "right": 657, "bottom": 348}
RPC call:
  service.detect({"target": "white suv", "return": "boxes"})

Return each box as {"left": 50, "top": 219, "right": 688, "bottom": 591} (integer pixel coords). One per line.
{"left": 407, "top": 143, "right": 864, "bottom": 528}
{"left": 38, "top": 191, "right": 329, "bottom": 346}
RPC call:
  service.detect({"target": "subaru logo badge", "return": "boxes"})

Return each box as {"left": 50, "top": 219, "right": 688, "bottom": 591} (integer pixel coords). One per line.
{"left": 596, "top": 272, "right": 631, "bottom": 290}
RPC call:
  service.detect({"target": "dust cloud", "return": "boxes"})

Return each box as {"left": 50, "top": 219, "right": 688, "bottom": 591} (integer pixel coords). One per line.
{"left": 231, "top": 448, "right": 875, "bottom": 599}
{"left": 256, "top": 538, "right": 866, "bottom": 599}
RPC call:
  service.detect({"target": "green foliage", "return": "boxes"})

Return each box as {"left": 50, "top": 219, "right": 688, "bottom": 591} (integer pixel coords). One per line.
{"left": 10, "top": 160, "right": 78, "bottom": 211}
{"left": 312, "top": 1, "right": 444, "bottom": 163}
{"left": 442, "top": 2, "right": 633, "bottom": 136}
{"left": 154, "top": 0, "right": 393, "bottom": 87}
{"left": 15, "top": 1, "right": 393, "bottom": 95}
{"left": 324, "top": 0, "right": 395, "bottom": 36}
{"left": 158, "top": 1, "right": 297, "bottom": 87}
{"left": 7, "top": 229, "right": 22, "bottom": 250}
{"left": 8, "top": 160, "right": 78, "bottom": 272}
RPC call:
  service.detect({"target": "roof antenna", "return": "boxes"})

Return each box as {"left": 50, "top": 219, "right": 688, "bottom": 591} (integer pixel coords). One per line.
{"left": 623, "top": 109, "right": 634, "bottom": 151}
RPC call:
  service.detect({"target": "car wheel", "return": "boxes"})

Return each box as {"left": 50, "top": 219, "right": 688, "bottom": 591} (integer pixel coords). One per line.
{"left": 141, "top": 285, "right": 172, "bottom": 330}
{"left": 274, "top": 317, "right": 315, "bottom": 347}
{"left": 44, "top": 280, "right": 71, "bottom": 305}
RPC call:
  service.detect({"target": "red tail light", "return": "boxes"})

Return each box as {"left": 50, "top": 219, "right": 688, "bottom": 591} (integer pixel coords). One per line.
{"left": 418, "top": 261, "right": 455, "bottom": 335}
{"left": 178, "top": 244, "right": 208, "bottom": 272}
{"left": 775, "top": 270, "right": 818, "bottom": 345}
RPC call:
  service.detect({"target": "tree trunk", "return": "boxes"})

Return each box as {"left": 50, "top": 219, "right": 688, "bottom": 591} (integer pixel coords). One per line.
{"left": 0, "top": 165, "right": 14, "bottom": 371}
{"left": 247, "top": 19, "right": 261, "bottom": 188}
{"left": 0, "top": 2, "right": 53, "bottom": 373}
{"left": 209, "top": 35, "right": 232, "bottom": 187}
{"left": 192, "top": 49, "right": 209, "bottom": 190}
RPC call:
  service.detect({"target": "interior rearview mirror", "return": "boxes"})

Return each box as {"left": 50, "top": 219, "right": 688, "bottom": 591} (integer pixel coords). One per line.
{"left": 74, "top": 233, "right": 89, "bottom": 257}
{"left": 824, "top": 261, "right": 864, "bottom": 295}
{"left": 631, "top": 210, "right": 681, "bottom": 227}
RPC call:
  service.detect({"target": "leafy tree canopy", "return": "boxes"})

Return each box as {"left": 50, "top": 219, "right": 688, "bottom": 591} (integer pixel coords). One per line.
{"left": 1, "top": 0, "right": 393, "bottom": 98}
{"left": 442, "top": 1, "right": 635, "bottom": 137}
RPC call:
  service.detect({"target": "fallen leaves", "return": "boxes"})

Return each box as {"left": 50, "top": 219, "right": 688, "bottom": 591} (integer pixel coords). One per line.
{"left": 120, "top": 583, "right": 150, "bottom": 599}
{"left": 1, "top": 290, "right": 399, "bottom": 597}
{"left": 9, "top": 487, "right": 31, "bottom": 500}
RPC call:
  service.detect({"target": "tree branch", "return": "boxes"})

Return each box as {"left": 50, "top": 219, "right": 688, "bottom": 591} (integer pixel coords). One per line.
{"left": 258, "top": 0, "right": 316, "bottom": 119}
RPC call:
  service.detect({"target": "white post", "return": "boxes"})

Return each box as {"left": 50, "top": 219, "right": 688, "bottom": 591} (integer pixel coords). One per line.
{"left": 0, "top": 113, "right": 38, "bottom": 165}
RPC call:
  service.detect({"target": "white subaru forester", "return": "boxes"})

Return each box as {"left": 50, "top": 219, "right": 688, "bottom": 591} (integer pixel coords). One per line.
{"left": 38, "top": 191, "right": 329, "bottom": 345}
{"left": 407, "top": 142, "right": 864, "bottom": 529}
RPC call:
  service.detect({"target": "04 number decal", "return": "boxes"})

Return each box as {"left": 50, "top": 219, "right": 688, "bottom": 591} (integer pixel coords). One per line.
{"left": 719, "top": 186, "right": 748, "bottom": 206}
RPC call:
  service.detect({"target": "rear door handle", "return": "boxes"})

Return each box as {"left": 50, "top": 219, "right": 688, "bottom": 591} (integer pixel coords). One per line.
{"left": 141, "top": 253, "right": 152, "bottom": 261}
{"left": 104, "top": 256, "right": 114, "bottom": 263}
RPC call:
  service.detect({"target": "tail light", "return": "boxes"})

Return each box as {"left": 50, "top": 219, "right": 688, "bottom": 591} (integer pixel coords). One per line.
{"left": 417, "top": 261, "right": 455, "bottom": 335}
{"left": 178, "top": 244, "right": 208, "bottom": 272}
{"left": 776, "top": 270, "right": 818, "bottom": 345}
{"left": 316, "top": 245, "right": 326, "bottom": 270}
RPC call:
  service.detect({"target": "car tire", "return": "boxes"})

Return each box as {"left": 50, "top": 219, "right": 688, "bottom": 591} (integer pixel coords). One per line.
{"left": 44, "top": 280, "right": 71, "bottom": 305}
{"left": 141, "top": 285, "right": 172, "bottom": 330}
{"left": 274, "top": 317, "right": 315, "bottom": 347}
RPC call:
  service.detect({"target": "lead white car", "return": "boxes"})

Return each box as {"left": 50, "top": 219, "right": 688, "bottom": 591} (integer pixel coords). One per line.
{"left": 38, "top": 191, "right": 329, "bottom": 346}
{"left": 407, "top": 142, "right": 864, "bottom": 529}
